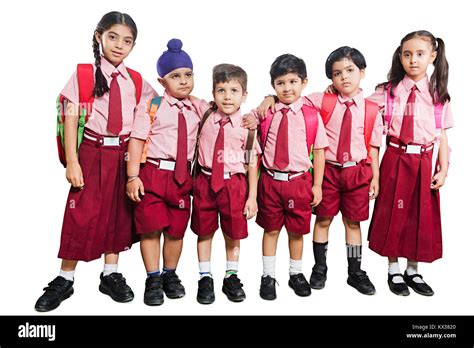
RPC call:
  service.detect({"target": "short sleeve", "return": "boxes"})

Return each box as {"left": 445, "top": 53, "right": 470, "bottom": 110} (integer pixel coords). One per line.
{"left": 442, "top": 101, "right": 454, "bottom": 130}
{"left": 369, "top": 110, "right": 384, "bottom": 147}
{"left": 131, "top": 79, "right": 158, "bottom": 140}
{"left": 304, "top": 92, "right": 324, "bottom": 110}
{"left": 314, "top": 114, "right": 330, "bottom": 149}
{"left": 60, "top": 71, "right": 80, "bottom": 104}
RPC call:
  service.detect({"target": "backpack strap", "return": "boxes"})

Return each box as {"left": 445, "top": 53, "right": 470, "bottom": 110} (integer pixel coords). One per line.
{"left": 320, "top": 93, "right": 338, "bottom": 125}
{"left": 76, "top": 64, "right": 95, "bottom": 124}
{"left": 259, "top": 109, "right": 275, "bottom": 154}
{"left": 126, "top": 67, "right": 143, "bottom": 105}
{"left": 384, "top": 82, "right": 395, "bottom": 130}
{"left": 301, "top": 104, "right": 319, "bottom": 157}
{"left": 140, "top": 96, "right": 163, "bottom": 164}
{"left": 244, "top": 129, "right": 256, "bottom": 166}
{"left": 363, "top": 99, "right": 379, "bottom": 164}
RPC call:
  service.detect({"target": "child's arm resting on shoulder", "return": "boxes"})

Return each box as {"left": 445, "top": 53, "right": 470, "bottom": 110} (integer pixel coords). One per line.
{"left": 126, "top": 138, "right": 146, "bottom": 202}
{"left": 244, "top": 155, "right": 259, "bottom": 219}
{"left": 64, "top": 100, "right": 84, "bottom": 189}
{"left": 311, "top": 148, "right": 325, "bottom": 207}
{"left": 257, "top": 95, "right": 278, "bottom": 119}
{"left": 431, "top": 130, "right": 449, "bottom": 190}
{"left": 369, "top": 146, "right": 380, "bottom": 199}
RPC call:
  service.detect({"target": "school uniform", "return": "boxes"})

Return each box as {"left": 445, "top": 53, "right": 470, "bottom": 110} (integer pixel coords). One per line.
{"left": 367, "top": 75, "right": 454, "bottom": 263}
{"left": 58, "top": 57, "right": 157, "bottom": 262}
{"left": 305, "top": 91, "right": 383, "bottom": 221}
{"left": 254, "top": 98, "right": 329, "bottom": 234}
{"left": 131, "top": 91, "right": 201, "bottom": 239}
{"left": 191, "top": 102, "right": 261, "bottom": 240}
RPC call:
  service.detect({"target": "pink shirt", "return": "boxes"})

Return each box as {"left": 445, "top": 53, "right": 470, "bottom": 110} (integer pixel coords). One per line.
{"left": 305, "top": 90, "right": 384, "bottom": 162}
{"left": 131, "top": 91, "right": 201, "bottom": 161}
{"left": 60, "top": 56, "right": 157, "bottom": 136}
{"left": 252, "top": 97, "right": 329, "bottom": 172}
{"left": 196, "top": 102, "right": 261, "bottom": 175}
{"left": 367, "top": 75, "right": 454, "bottom": 145}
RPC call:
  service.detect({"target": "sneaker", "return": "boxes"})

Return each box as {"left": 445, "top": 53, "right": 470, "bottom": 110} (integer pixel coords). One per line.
{"left": 197, "top": 276, "right": 215, "bottom": 304}
{"left": 259, "top": 275, "right": 277, "bottom": 300}
{"left": 161, "top": 271, "right": 186, "bottom": 299}
{"left": 222, "top": 274, "right": 246, "bottom": 302}
{"left": 288, "top": 273, "right": 311, "bottom": 297}
{"left": 403, "top": 271, "right": 434, "bottom": 296}
{"left": 310, "top": 264, "right": 328, "bottom": 290}
{"left": 35, "top": 276, "right": 74, "bottom": 312}
{"left": 347, "top": 270, "right": 376, "bottom": 295}
{"left": 144, "top": 274, "right": 164, "bottom": 306}
{"left": 388, "top": 273, "right": 410, "bottom": 296}
{"left": 99, "top": 272, "right": 134, "bottom": 303}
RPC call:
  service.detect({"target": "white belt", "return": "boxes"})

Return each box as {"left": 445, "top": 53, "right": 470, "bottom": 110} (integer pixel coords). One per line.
{"left": 201, "top": 168, "right": 232, "bottom": 179}
{"left": 83, "top": 133, "right": 130, "bottom": 146}
{"left": 326, "top": 160, "right": 358, "bottom": 168}
{"left": 265, "top": 168, "right": 307, "bottom": 181}
{"left": 388, "top": 142, "right": 434, "bottom": 154}
{"left": 146, "top": 159, "right": 176, "bottom": 171}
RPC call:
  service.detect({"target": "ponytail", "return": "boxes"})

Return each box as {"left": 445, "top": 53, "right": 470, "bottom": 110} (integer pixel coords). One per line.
{"left": 377, "top": 45, "right": 406, "bottom": 97}
{"left": 92, "top": 33, "right": 109, "bottom": 98}
{"left": 430, "top": 37, "right": 450, "bottom": 104}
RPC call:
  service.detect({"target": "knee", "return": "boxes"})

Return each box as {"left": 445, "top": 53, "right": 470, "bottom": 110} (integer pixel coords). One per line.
{"left": 316, "top": 217, "right": 333, "bottom": 229}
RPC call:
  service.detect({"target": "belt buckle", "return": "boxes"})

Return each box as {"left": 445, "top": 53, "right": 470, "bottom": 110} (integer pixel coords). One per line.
{"left": 273, "top": 172, "right": 289, "bottom": 181}
{"left": 223, "top": 172, "right": 231, "bottom": 179}
{"left": 405, "top": 145, "right": 421, "bottom": 154}
{"left": 342, "top": 161, "right": 357, "bottom": 168}
{"left": 103, "top": 137, "right": 120, "bottom": 146}
{"left": 159, "top": 160, "right": 176, "bottom": 171}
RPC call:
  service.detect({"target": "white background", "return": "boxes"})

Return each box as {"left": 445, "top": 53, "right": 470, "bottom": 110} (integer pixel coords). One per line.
{"left": 0, "top": 0, "right": 472, "bottom": 316}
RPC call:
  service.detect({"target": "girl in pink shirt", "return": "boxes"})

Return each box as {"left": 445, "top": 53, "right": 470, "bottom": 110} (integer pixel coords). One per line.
{"left": 35, "top": 12, "right": 156, "bottom": 312}
{"left": 367, "top": 30, "right": 453, "bottom": 297}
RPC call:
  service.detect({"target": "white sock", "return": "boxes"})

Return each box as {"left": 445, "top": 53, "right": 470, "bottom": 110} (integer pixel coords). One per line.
{"left": 388, "top": 261, "right": 404, "bottom": 284}
{"left": 225, "top": 261, "right": 239, "bottom": 278}
{"left": 289, "top": 258, "right": 302, "bottom": 276}
{"left": 406, "top": 261, "right": 425, "bottom": 284}
{"left": 199, "top": 261, "right": 212, "bottom": 279}
{"left": 262, "top": 256, "right": 276, "bottom": 278}
{"left": 103, "top": 263, "right": 118, "bottom": 276}
{"left": 59, "top": 269, "right": 75, "bottom": 282}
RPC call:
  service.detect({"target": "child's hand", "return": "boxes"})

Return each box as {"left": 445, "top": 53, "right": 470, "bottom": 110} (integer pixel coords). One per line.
{"left": 126, "top": 177, "right": 145, "bottom": 202}
{"left": 257, "top": 96, "right": 276, "bottom": 119}
{"left": 66, "top": 161, "right": 84, "bottom": 189}
{"left": 369, "top": 177, "right": 379, "bottom": 200}
{"left": 242, "top": 114, "right": 258, "bottom": 130}
{"left": 324, "top": 84, "right": 337, "bottom": 94}
{"left": 431, "top": 170, "right": 447, "bottom": 190}
{"left": 310, "top": 185, "right": 323, "bottom": 207}
{"left": 243, "top": 198, "right": 258, "bottom": 220}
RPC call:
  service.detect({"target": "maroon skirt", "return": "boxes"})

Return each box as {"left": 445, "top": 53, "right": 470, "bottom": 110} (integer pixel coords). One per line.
{"left": 58, "top": 129, "right": 136, "bottom": 262}
{"left": 368, "top": 140, "right": 442, "bottom": 263}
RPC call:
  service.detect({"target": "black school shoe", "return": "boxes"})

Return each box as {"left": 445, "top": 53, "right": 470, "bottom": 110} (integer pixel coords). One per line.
{"left": 99, "top": 272, "right": 134, "bottom": 303}
{"left": 310, "top": 264, "right": 328, "bottom": 290}
{"left": 347, "top": 270, "right": 376, "bottom": 295}
{"left": 197, "top": 276, "right": 215, "bottom": 304}
{"left": 222, "top": 274, "right": 246, "bottom": 302}
{"left": 403, "top": 271, "right": 434, "bottom": 296}
{"left": 144, "top": 274, "right": 164, "bottom": 306}
{"left": 388, "top": 273, "right": 410, "bottom": 296}
{"left": 260, "top": 275, "right": 277, "bottom": 300}
{"left": 161, "top": 271, "right": 186, "bottom": 299}
{"left": 35, "top": 276, "right": 74, "bottom": 312}
{"left": 288, "top": 273, "right": 312, "bottom": 297}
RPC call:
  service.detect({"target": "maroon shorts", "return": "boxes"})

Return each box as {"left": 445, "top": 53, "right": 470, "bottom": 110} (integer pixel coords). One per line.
{"left": 256, "top": 170, "right": 313, "bottom": 235}
{"left": 315, "top": 160, "right": 373, "bottom": 222}
{"left": 134, "top": 161, "right": 193, "bottom": 239}
{"left": 191, "top": 172, "right": 248, "bottom": 240}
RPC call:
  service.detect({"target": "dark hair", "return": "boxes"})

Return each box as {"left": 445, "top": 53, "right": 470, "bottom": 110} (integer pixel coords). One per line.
{"left": 270, "top": 54, "right": 307, "bottom": 86}
{"left": 92, "top": 11, "right": 138, "bottom": 97}
{"left": 212, "top": 63, "right": 248, "bottom": 92}
{"left": 325, "top": 46, "right": 367, "bottom": 79}
{"left": 378, "top": 30, "right": 450, "bottom": 104}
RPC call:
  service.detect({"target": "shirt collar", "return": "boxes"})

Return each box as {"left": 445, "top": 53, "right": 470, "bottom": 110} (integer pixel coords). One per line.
{"left": 275, "top": 97, "right": 304, "bottom": 114}
{"left": 337, "top": 89, "right": 364, "bottom": 107}
{"left": 402, "top": 74, "right": 429, "bottom": 93}
{"left": 213, "top": 109, "right": 241, "bottom": 127}
{"left": 164, "top": 90, "right": 193, "bottom": 109}
{"left": 100, "top": 56, "right": 128, "bottom": 79}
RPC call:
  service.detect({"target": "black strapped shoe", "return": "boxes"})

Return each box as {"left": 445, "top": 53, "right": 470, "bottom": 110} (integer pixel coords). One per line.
{"left": 144, "top": 274, "right": 164, "bottom": 306}
{"left": 388, "top": 273, "right": 410, "bottom": 296}
{"left": 403, "top": 271, "right": 434, "bottom": 296}
{"left": 99, "top": 273, "right": 134, "bottom": 303}
{"left": 288, "top": 273, "right": 311, "bottom": 297}
{"left": 260, "top": 275, "right": 277, "bottom": 300}
{"left": 35, "top": 276, "right": 74, "bottom": 312}
{"left": 161, "top": 271, "right": 186, "bottom": 299}
{"left": 197, "top": 277, "right": 215, "bottom": 304}
{"left": 347, "top": 270, "right": 376, "bottom": 295}
{"left": 310, "top": 264, "right": 328, "bottom": 290}
{"left": 222, "top": 274, "right": 246, "bottom": 302}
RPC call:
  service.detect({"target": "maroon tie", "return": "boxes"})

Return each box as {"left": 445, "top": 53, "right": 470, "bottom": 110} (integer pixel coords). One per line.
{"left": 211, "top": 117, "right": 230, "bottom": 193}
{"left": 174, "top": 103, "right": 188, "bottom": 185}
{"left": 337, "top": 100, "right": 354, "bottom": 164}
{"left": 107, "top": 72, "right": 123, "bottom": 135}
{"left": 399, "top": 86, "right": 417, "bottom": 145}
{"left": 274, "top": 108, "right": 289, "bottom": 170}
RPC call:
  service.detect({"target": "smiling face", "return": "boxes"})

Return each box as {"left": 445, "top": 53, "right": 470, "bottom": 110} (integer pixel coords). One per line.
{"left": 273, "top": 73, "right": 307, "bottom": 104}
{"left": 95, "top": 24, "right": 135, "bottom": 67}
{"left": 158, "top": 67, "right": 194, "bottom": 99}
{"left": 400, "top": 37, "right": 437, "bottom": 81}
{"left": 213, "top": 80, "right": 247, "bottom": 115}
{"left": 331, "top": 58, "right": 365, "bottom": 98}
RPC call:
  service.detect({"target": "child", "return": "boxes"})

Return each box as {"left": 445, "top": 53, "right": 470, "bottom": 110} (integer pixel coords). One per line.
{"left": 35, "top": 12, "right": 156, "bottom": 312}
{"left": 252, "top": 54, "right": 329, "bottom": 300}
{"left": 191, "top": 64, "right": 259, "bottom": 304}
{"left": 367, "top": 30, "right": 453, "bottom": 296}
